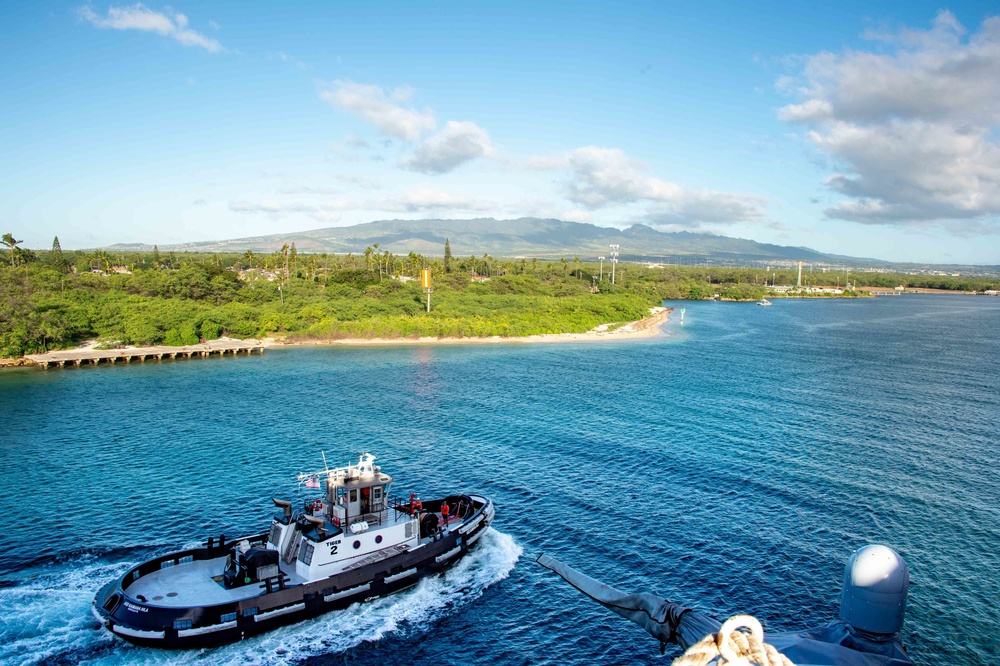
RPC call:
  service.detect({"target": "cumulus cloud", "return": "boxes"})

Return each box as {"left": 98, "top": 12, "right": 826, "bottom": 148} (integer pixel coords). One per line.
{"left": 401, "top": 121, "right": 492, "bottom": 174}
{"left": 779, "top": 11, "right": 1000, "bottom": 229}
{"left": 530, "top": 146, "right": 766, "bottom": 226}
{"left": 320, "top": 81, "right": 435, "bottom": 141}
{"left": 77, "top": 4, "right": 224, "bottom": 52}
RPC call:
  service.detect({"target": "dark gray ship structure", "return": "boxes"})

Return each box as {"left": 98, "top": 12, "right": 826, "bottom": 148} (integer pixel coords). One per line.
{"left": 538, "top": 544, "right": 913, "bottom": 666}
{"left": 93, "top": 454, "right": 494, "bottom": 649}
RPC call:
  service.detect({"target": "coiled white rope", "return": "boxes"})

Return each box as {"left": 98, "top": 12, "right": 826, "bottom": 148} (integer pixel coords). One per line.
{"left": 671, "top": 614, "right": 795, "bottom": 666}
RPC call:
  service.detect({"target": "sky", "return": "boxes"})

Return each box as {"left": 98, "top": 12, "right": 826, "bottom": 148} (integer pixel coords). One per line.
{"left": 2, "top": 1, "right": 999, "bottom": 264}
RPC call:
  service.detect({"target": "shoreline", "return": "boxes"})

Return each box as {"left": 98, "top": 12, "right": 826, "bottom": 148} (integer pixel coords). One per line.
{"left": 0, "top": 308, "right": 672, "bottom": 367}
{"left": 269, "top": 306, "right": 672, "bottom": 348}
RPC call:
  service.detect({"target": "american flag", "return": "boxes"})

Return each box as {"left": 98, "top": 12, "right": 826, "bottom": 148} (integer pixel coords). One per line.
{"left": 305, "top": 476, "right": 320, "bottom": 489}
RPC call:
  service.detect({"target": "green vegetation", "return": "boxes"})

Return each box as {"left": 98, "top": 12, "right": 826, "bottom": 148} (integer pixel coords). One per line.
{"left": 1, "top": 238, "right": 995, "bottom": 359}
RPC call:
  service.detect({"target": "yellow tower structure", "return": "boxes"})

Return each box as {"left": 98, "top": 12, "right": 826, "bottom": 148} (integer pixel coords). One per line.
{"left": 421, "top": 268, "right": 432, "bottom": 311}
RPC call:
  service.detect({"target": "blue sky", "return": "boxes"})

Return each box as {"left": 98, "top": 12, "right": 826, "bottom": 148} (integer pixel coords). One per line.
{"left": 2, "top": 1, "right": 999, "bottom": 263}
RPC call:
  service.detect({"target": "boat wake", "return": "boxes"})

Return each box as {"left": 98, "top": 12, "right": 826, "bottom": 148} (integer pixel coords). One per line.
{"left": 0, "top": 529, "right": 521, "bottom": 666}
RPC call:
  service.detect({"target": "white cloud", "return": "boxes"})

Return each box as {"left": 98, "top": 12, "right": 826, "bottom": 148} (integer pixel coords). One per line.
{"left": 228, "top": 187, "right": 489, "bottom": 220}
{"left": 267, "top": 50, "right": 308, "bottom": 70}
{"left": 77, "top": 4, "right": 224, "bottom": 53}
{"left": 279, "top": 186, "right": 340, "bottom": 195}
{"left": 779, "top": 11, "right": 1000, "bottom": 229}
{"left": 530, "top": 146, "right": 766, "bottom": 225}
{"left": 377, "top": 188, "right": 492, "bottom": 213}
{"left": 402, "top": 121, "right": 493, "bottom": 174}
{"left": 320, "top": 81, "right": 435, "bottom": 141}
{"left": 229, "top": 199, "right": 348, "bottom": 223}
{"left": 335, "top": 174, "right": 382, "bottom": 190}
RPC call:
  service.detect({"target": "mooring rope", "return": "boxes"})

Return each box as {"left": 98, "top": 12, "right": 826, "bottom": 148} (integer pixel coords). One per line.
{"left": 670, "top": 615, "right": 795, "bottom": 666}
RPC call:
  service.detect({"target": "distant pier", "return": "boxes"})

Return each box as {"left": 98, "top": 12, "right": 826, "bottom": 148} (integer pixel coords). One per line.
{"left": 25, "top": 340, "right": 264, "bottom": 369}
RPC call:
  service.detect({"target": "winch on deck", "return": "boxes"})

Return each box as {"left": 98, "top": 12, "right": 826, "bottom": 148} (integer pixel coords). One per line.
{"left": 222, "top": 541, "right": 280, "bottom": 589}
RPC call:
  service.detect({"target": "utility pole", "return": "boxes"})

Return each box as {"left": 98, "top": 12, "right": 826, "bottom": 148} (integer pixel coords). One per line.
{"left": 598, "top": 256, "right": 605, "bottom": 281}
{"left": 609, "top": 245, "right": 619, "bottom": 285}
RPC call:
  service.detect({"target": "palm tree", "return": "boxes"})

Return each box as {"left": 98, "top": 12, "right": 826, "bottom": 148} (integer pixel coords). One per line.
{"left": 2, "top": 233, "right": 22, "bottom": 267}
{"left": 244, "top": 249, "right": 254, "bottom": 270}
{"left": 363, "top": 246, "right": 374, "bottom": 274}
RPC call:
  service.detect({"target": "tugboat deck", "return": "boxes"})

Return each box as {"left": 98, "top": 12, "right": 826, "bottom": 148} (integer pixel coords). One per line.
{"left": 127, "top": 556, "right": 308, "bottom": 608}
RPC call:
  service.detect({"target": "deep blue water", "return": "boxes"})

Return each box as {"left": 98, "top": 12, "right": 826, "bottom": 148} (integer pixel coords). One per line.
{"left": 1, "top": 295, "right": 998, "bottom": 665}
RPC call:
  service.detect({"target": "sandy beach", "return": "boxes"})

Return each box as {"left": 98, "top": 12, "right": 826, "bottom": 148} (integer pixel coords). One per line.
{"left": 0, "top": 308, "right": 672, "bottom": 366}
{"left": 267, "top": 306, "right": 672, "bottom": 348}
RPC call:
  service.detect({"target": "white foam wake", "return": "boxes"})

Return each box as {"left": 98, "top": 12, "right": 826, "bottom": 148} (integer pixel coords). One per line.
{"left": 0, "top": 528, "right": 521, "bottom": 666}
{"left": 0, "top": 553, "right": 136, "bottom": 665}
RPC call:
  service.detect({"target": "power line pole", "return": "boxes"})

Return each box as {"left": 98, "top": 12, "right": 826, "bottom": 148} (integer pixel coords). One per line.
{"left": 609, "top": 245, "right": 619, "bottom": 285}
{"left": 598, "top": 256, "right": 605, "bottom": 281}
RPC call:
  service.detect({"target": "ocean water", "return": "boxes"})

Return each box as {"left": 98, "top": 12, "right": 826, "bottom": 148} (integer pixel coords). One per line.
{"left": 0, "top": 294, "right": 998, "bottom": 665}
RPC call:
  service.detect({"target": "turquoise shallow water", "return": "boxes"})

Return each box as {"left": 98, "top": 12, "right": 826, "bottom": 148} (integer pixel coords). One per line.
{"left": 0, "top": 295, "right": 998, "bottom": 665}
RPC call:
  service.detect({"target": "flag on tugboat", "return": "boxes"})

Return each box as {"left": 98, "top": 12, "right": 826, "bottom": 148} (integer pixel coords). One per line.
{"left": 305, "top": 476, "right": 320, "bottom": 489}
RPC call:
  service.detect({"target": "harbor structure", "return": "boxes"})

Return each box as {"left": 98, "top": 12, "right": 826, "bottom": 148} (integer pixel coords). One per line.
{"left": 25, "top": 340, "right": 263, "bottom": 369}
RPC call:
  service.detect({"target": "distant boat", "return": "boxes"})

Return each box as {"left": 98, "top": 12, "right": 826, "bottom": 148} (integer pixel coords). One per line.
{"left": 757, "top": 298, "right": 772, "bottom": 306}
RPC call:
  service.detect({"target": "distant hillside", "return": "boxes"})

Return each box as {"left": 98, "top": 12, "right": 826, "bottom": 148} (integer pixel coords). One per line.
{"left": 107, "top": 217, "right": 848, "bottom": 264}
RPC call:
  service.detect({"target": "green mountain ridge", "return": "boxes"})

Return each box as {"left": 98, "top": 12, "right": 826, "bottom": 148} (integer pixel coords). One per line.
{"left": 106, "top": 217, "right": 851, "bottom": 264}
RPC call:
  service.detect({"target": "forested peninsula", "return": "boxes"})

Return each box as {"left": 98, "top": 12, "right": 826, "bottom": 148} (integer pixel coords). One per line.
{"left": 1, "top": 237, "right": 995, "bottom": 360}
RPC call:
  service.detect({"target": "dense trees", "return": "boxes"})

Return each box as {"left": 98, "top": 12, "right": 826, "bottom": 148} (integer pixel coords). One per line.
{"left": 0, "top": 241, "right": 995, "bottom": 359}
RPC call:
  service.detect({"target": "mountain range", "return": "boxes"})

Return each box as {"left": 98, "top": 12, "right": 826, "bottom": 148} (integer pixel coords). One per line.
{"left": 108, "top": 218, "right": 860, "bottom": 266}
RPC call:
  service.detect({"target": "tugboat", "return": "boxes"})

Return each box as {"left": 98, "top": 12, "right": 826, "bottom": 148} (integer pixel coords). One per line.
{"left": 92, "top": 454, "right": 494, "bottom": 649}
